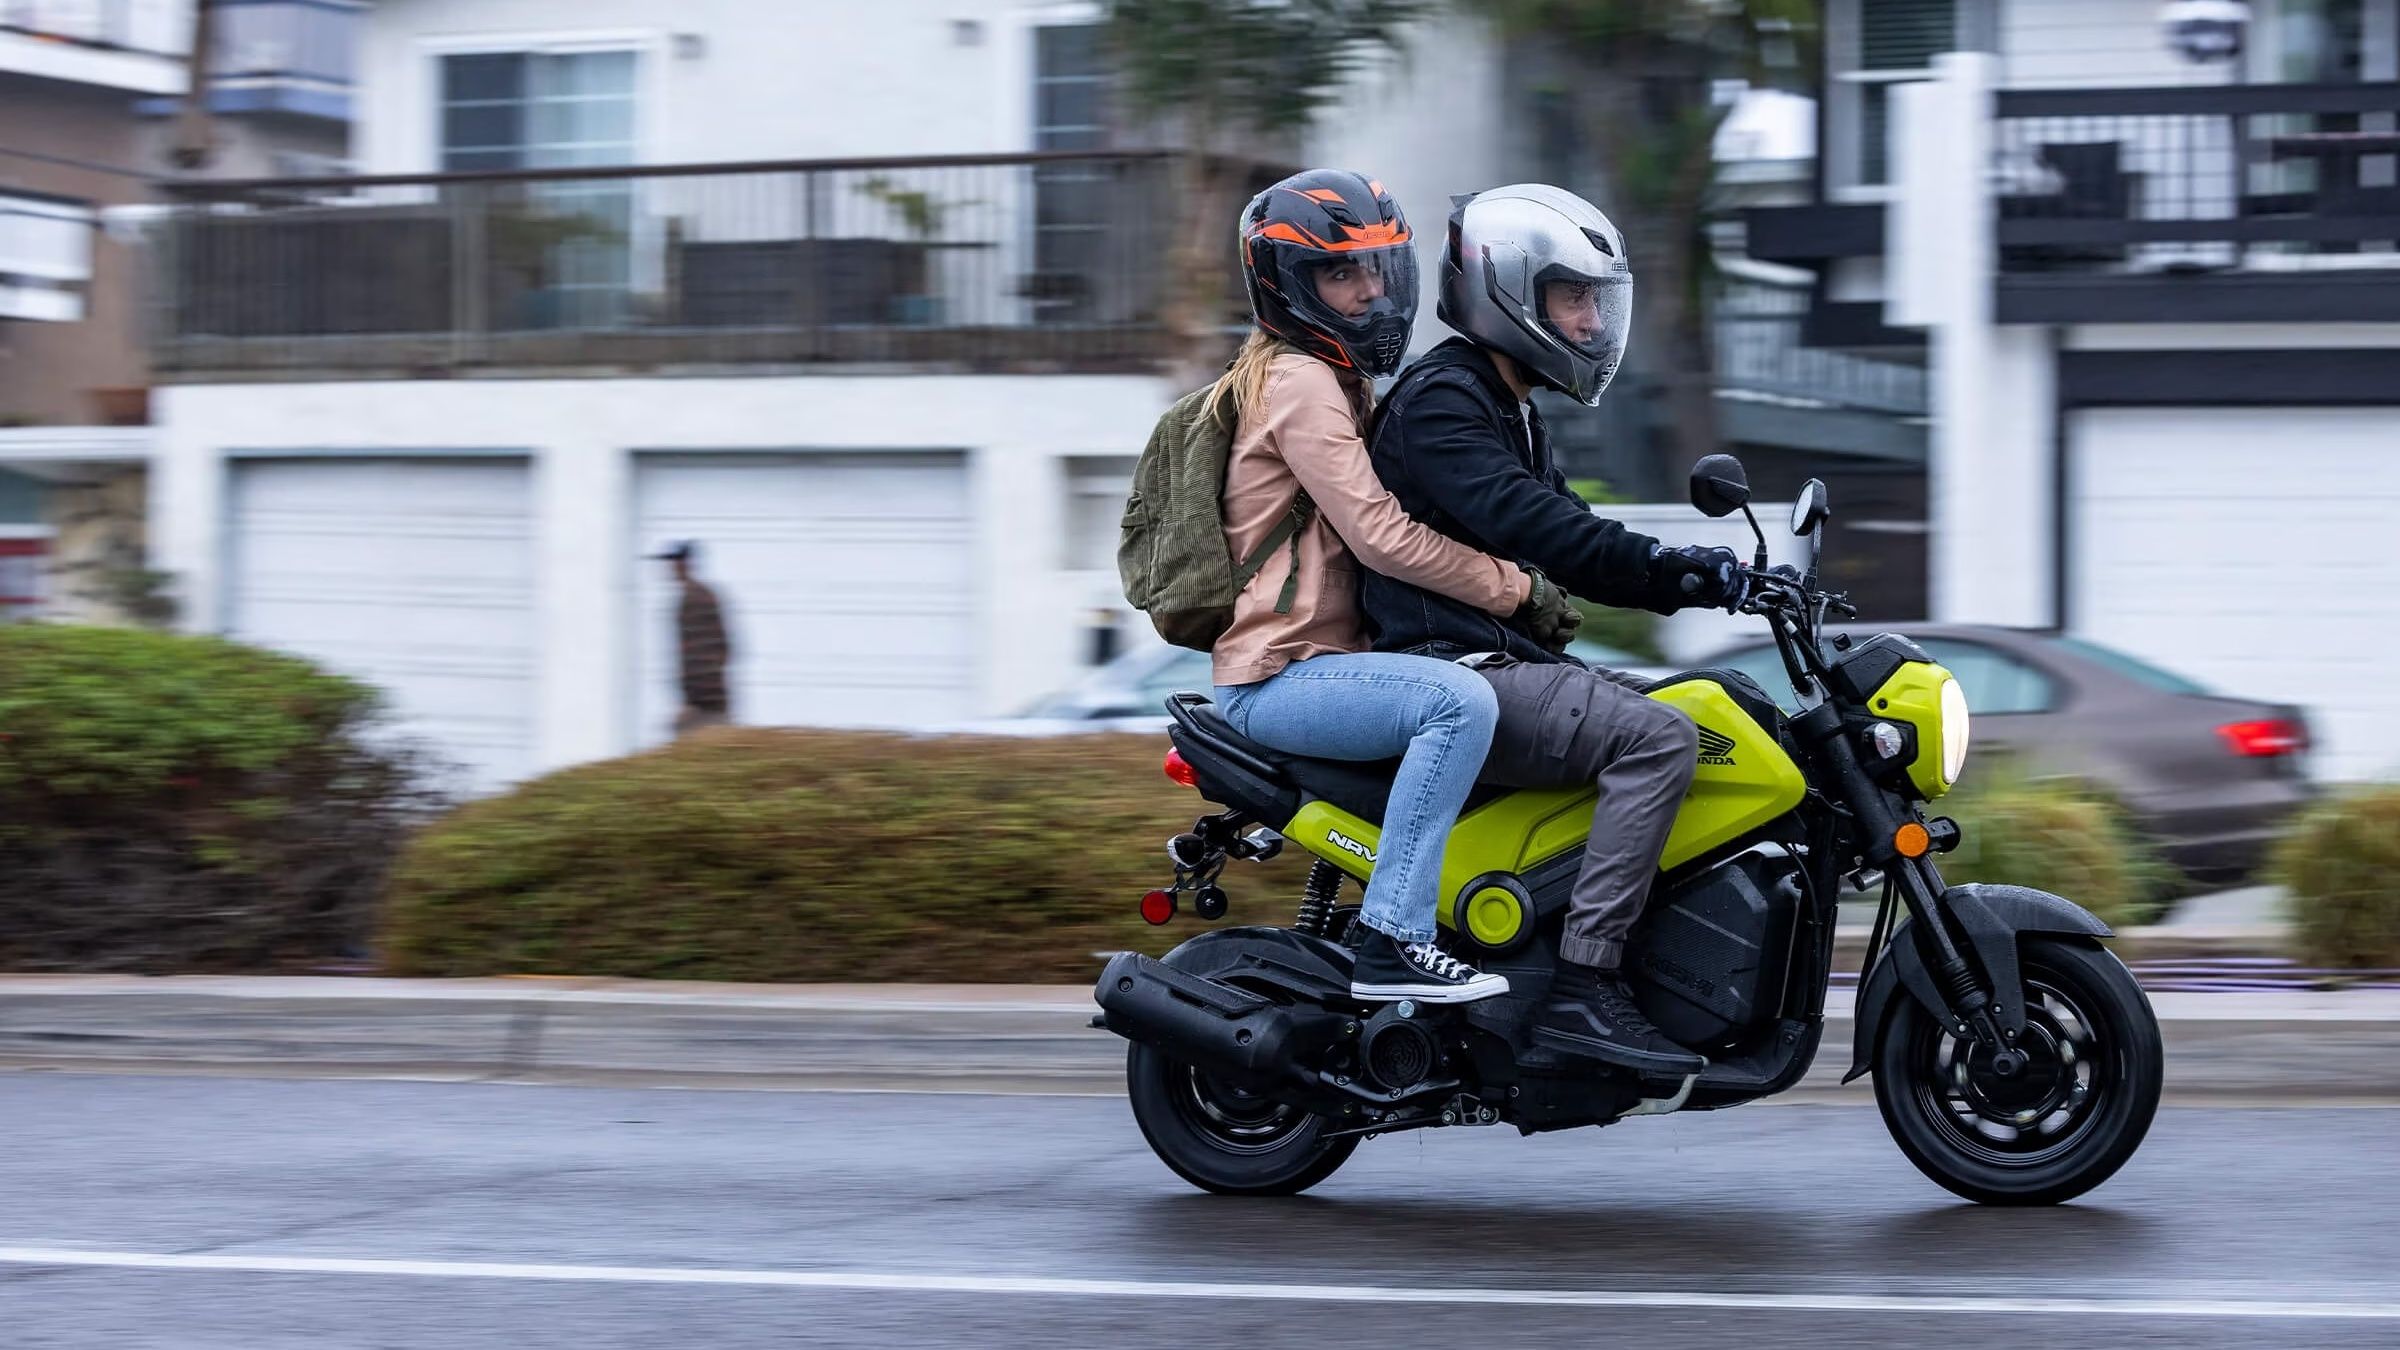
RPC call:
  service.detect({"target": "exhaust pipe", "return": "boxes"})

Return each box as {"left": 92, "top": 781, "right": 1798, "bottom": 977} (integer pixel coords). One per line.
{"left": 1095, "top": 951, "right": 1324, "bottom": 1090}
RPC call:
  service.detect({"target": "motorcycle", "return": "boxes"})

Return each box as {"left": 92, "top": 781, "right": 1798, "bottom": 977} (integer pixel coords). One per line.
{"left": 1093, "top": 453, "right": 2164, "bottom": 1207}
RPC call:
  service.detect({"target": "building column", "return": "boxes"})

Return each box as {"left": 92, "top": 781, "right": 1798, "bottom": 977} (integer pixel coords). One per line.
{"left": 533, "top": 439, "right": 632, "bottom": 771}
{"left": 1888, "top": 52, "right": 2057, "bottom": 627}
{"left": 149, "top": 390, "right": 227, "bottom": 633}
{"left": 970, "top": 445, "right": 1071, "bottom": 716}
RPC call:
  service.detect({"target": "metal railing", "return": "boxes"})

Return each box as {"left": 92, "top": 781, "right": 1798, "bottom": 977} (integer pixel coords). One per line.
{"left": 1993, "top": 81, "right": 2400, "bottom": 272}
{"left": 0, "top": 0, "right": 177, "bottom": 55}
{"left": 153, "top": 151, "right": 1273, "bottom": 374}
{"left": 1712, "top": 281, "right": 1927, "bottom": 416}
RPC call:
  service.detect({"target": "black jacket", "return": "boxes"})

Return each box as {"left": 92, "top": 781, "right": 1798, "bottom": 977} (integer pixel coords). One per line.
{"left": 1360, "top": 338, "right": 1678, "bottom": 662}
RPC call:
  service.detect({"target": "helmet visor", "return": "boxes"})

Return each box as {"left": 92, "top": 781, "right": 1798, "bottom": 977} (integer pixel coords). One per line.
{"left": 1534, "top": 266, "right": 1631, "bottom": 371}
{"left": 1295, "top": 244, "right": 1419, "bottom": 329}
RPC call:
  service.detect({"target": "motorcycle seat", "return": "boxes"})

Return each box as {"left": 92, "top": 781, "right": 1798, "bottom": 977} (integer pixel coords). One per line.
{"left": 1164, "top": 692, "right": 1510, "bottom": 827}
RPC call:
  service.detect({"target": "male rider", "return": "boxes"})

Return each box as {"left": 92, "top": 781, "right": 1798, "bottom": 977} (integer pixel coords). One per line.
{"left": 1361, "top": 184, "right": 1747, "bottom": 1077}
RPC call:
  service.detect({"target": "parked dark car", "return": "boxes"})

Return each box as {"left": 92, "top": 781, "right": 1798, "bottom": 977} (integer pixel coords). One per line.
{"left": 1697, "top": 625, "right": 2314, "bottom": 884}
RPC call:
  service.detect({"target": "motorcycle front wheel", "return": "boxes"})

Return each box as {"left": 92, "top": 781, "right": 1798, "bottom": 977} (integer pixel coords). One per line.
{"left": 1874, "top": 937, "right": 2162, "bottom": 1206}
{"left": 1126, "top": 1043, "right": 1358, "bottom": 1196}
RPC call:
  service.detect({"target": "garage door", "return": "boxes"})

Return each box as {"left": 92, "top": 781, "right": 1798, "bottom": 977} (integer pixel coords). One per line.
{"left": 228, "top": 459, "right": 537, "bottom": 792}
{"left": 632, "top": 453, "right": 975, "bottom": 743}
{"left": 2071, "top": 408, "right": 2400, "bottom": 781}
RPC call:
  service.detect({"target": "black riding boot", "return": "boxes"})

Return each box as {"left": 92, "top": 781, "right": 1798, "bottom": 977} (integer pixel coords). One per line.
{"left": 1531, "top": 962, "right": 1706, "bottom": 1076}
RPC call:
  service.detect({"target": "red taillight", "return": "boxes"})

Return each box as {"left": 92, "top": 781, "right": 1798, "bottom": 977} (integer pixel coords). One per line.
{"left": 1139, "top": 889, "right": 1177, "bottom": 925}
{"left": 1163, "top": 750, "right": 1198, "bottom": 788}
{"left": 2219, "top": 719, "right": 2308, "bottom": 758}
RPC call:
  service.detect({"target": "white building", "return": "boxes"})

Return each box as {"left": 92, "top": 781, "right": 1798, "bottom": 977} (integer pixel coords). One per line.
{"left": 1751, "top": 0, "right": 2400, "bottom": 780}
{"left": 74, "top": 0, "right": 1882, "bottom": 794}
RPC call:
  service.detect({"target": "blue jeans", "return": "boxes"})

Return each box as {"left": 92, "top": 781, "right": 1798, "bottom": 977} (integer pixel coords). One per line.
{"left": 1215, "top": 653, "right": 1498, "bottom": 944}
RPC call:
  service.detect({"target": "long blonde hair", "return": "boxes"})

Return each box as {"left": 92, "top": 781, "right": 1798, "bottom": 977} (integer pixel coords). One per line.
{"left": 1205, "top": 330, "right": 1373, "bottom": 430}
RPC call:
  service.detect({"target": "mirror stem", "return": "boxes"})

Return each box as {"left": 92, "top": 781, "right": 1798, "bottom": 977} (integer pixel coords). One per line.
{"left": 1740, "top": 505, "right": 1768, "bottom": 571}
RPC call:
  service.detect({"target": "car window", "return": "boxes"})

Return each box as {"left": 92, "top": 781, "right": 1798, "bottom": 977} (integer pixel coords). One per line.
{"left": 1699, "top": 639, "right": 2057, "bottom": 716}
{"left": 1918, "top": 640, "right": 2055, "bottom": 715}
{"left": 1134, "top": 649, "right": 1214, "bottom": 705}
{"left": 2050, "top": 636, "right": 2213, "bottom": 697}
{"left": 1706, "top": 644, "right": 1803, "bottom": 712}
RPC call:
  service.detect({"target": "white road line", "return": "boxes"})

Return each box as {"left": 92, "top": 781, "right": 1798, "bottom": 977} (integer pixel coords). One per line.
{"left": 0, "top": 1248, "right": 2394, "bottom": 1321}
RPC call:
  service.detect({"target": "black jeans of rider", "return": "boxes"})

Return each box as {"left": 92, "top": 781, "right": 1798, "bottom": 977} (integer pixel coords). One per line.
{"left": 1471, "top": 657, "right": 1700, "bottom": 971}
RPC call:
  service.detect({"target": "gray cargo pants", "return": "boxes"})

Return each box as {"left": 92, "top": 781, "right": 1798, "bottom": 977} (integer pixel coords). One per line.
{"left": 1472, "top": 658, "right": 1698, "bottom": 970}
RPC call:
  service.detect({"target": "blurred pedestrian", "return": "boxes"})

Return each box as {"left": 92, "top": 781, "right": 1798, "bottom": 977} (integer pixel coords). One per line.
{"left": 649, "top": 540, "right": 732, "bottom": 735}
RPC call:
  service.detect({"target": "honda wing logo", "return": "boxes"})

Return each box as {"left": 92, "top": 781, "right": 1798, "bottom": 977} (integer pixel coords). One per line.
{"left": 1695, "top": 726, "right": 1738, "bottom": 767}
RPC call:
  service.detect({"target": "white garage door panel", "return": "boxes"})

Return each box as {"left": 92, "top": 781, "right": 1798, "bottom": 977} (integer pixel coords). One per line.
{"left": 634, "top": 454, "right": 975, "bottom": 742}
{"left": 2072, "top": 409, "right": 2400, "bottom": 781}
{"left": 229, "top": 460, "right": 537, "bottom": 792}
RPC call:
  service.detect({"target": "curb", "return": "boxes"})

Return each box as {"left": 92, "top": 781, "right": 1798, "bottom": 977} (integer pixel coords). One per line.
{"left": 1, "top": 976, "right": 2395, "bottom": 1101}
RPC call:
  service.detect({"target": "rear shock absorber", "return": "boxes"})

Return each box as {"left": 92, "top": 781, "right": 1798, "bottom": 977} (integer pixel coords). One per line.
{"left": 1294, "top": 860, "right": 1344, "bottom": 937}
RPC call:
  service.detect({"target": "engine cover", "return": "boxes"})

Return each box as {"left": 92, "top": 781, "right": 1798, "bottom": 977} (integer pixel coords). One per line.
{"left": 1626, "top": 852, "right": 1800, "bottom": 1049}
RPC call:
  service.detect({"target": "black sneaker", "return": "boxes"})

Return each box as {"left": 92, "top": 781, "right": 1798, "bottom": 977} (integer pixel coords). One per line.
{"left": 1531, "top": 965, "right": 1705, "bottom": 1076}
{"left": 1348, "top": 930, "right": 1509, "bottom": 1004}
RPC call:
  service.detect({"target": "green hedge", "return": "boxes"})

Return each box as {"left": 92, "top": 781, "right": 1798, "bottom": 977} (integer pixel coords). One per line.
{"left": 2272, "top": 787, "right": 2400, "bottom": 971}
{"left": 0, "top": 625, "right": 432, "bottom": 971}
{"left": 1936, "top": 771, "right": 2174, "bottom": 931}
{"left": 381, "top": 730, "right": 1296, "bottom": 981}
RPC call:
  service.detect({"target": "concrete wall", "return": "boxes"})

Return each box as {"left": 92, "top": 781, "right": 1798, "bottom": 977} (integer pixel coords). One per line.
{"left": 153, "top": 371, "right": 1174, "bottom": 772}
{"left": 355, "top": 0, "right": 1080, "bottom": 174}
{"left": 1998, "top": 0, "right": 2237, "bottom": 89}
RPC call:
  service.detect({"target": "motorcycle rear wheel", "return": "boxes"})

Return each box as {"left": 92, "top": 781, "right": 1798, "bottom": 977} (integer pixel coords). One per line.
{"left": 1874, "top": 937, "right": 2162, "bottom": 1206}
{"left": 1126, "top": 1043, "right": 1358, "bottom": 1196}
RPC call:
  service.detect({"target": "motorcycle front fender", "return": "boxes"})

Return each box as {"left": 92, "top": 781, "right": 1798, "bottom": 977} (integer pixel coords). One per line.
{"left": 1843, "top": 883, "right": 2115, "bottom": 1084}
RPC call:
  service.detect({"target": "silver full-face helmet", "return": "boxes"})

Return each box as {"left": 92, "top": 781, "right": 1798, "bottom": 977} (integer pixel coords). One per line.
{"left": 1437, "top": 183, "right": 1632, "bottom": 405}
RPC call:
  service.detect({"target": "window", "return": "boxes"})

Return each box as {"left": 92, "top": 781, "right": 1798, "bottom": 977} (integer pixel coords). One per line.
{"left": 0, "top": 192, "right": 93, "bottom": 323}
{"left": 0, "top": 537, "right": 48, "bottom": 619}
{"left": 1031, "top": 24, "right": 1119, "bottom": 324}
{"left": 441, "top": 50, "right": 639, "bottom": 328}
{"left": 1702, "top": 636, "right": 2056, "bottom": 716}
{"left": 1917, "top": 640, "right": 2056, "bottom": 715}
{"left": 1832, "top": 0, "right": 1959, "bottom": 190}
{"left": 2052, "top": 636, "right": 2212, "bottom": 697}
{"left": 441, "top": 51, "right": 637, "bottom": 171}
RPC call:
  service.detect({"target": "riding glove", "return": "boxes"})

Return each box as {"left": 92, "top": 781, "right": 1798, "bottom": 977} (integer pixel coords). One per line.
{"left": 1514, "top": 567, "right": 1584, "bottom": 652}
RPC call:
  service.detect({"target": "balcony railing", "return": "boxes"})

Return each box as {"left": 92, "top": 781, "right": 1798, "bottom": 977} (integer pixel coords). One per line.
{"left": 0, "top": 0, "right": 183, "bottom": 55}
{"left": 1712, "top": 280, "right": 1926, "bottom": 416}
{"left": 152, "top": 151, "right": 1276, "bottom": 375}
{"left": 1993, "top": 81, "right": 2400, "bottom": 273}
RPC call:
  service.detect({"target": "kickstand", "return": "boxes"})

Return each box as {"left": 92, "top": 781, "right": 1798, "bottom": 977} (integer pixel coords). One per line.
{"left": 1624, "top": 1072, "right": 1700, "bottom": 1117}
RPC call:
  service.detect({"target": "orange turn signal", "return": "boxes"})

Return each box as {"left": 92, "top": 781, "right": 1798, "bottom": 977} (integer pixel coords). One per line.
{"left": 1894, "top": 823, "right": 1932, "bottom": 858}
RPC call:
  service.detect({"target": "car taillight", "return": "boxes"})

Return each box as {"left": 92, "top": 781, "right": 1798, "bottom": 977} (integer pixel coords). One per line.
{"left": 2218, "top": 719, "right": 2307, "bottom": 758}
{"left": 1163, "top": 750, "right": 1199, "bottom": 788}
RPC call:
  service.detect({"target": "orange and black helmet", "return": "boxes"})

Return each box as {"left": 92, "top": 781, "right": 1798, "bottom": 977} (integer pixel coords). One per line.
{"left": 1238, "top": 169, "right": 1419, "bottom": 377}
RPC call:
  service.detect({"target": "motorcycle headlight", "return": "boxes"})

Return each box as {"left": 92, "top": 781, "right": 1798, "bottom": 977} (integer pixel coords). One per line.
{"left": 1940, "top": 676, "right": 1971, "bottom": 787}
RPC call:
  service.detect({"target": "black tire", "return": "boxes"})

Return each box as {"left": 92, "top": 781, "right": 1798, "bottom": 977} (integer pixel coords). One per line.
{"left": 1126, "top": 1042, "right": 1359, "bottom": 1196}
{"left": 1874, "top": 937, "right": 2162, "bottom": 1206}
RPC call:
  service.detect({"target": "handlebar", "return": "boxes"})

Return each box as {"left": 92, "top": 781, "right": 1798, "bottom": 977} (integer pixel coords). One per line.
{"left": 1673, "top": 563, "right": 1855, "bottom": 619}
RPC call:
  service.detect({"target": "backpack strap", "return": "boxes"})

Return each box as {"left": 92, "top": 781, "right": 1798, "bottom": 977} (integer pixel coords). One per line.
{"left": 1231, "top": 492, "right": 1317, "bottom": 615}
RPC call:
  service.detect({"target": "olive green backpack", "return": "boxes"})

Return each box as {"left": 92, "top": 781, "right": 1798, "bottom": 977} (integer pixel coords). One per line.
{"left": 1117, "top": 385, "right": 1314, "bottom": 651}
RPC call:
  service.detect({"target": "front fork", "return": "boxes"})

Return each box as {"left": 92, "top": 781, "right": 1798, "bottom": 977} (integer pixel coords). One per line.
{"left": 1809, "top": 711, "right": 2023, "bottom": 1065}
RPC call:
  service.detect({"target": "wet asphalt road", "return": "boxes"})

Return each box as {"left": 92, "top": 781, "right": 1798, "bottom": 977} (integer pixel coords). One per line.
{"left": 0, "top": 1073, "right": 2395, "bottom": 1348}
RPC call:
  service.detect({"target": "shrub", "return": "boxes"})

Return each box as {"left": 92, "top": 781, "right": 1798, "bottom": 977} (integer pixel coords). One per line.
{"left": 2271, "top": 786, "right": 2400, "bottom": 971}
{"left": 381, "top": 729, "right": 1300, "bottom": 981}
{"left": 1937, "top": 770, "right": 2174, "bottom": 930}
{"left": 0, "top": 625, "right": 436, "bottom": 971}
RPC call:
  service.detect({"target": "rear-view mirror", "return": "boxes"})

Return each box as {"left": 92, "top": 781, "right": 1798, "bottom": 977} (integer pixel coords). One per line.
{"left": 1689, "top": 454, "right": 1751, "bottom": 519}
{"left": 1791, "top": 479, "right": 1830, "bottom": 537}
